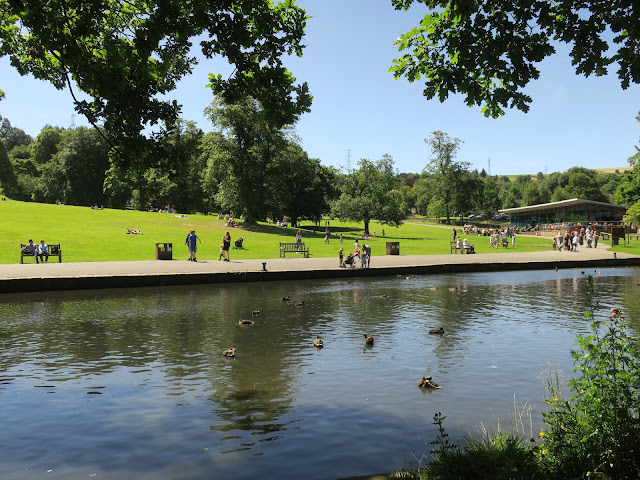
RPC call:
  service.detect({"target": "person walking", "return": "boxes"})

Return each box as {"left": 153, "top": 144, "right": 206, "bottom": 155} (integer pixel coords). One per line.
{"left": 222, "top": 231, "right": 231, "bottom": 261}
{"left": 185, "top": 230, "right": 201, "bottom": 262}
{"left": 295, "top": 230, "right": 302, "bottom": 250}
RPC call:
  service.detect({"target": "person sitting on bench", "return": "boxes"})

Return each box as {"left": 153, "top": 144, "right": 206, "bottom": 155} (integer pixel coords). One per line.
{"left": 22, "top": 239, "right": 37, "bottom": 259}
{"left": 36, "top": 239, "right": 49, "bottom": 263}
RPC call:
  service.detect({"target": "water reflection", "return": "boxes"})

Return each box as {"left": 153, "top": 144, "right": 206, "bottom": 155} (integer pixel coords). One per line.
{"left": 0, "top": 268, "right": 638, "bottom": 479}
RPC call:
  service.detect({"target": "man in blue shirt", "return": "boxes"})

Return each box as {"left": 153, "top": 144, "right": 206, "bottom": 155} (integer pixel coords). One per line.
{"left": 23, "top": 239, "right": 37, "bottom": 259}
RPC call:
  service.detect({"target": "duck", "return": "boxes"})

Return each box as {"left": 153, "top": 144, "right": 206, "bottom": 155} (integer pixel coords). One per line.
{"left": 429, "top": 327, "right": 445, "bottom": 335}
{"left": 448, "top": 287, "right": 458, "bottom": 292}
{"left": 363, "top": 333, "right": 374, "bottom": 345}
{"left": 252, "top": 309, "right": 260, "bottom": 315}
{"left": 295, "top": 302, "right": 304, "bottom": 307}
{"left": 238, "top": 319, "right": 254, "bottom": 325}
{"left": 313, "top": 335, "right": 324, "bottom": 348}
{"left": 282, "top": 296, "right": 291, "bottom": 301}
{"left": 430, "top": 287, "right": 438, "bottom": 291}
{"left": 610, "top": 307, "right": 622, "bottom": 319}
{"left": 417, "top": 376, "right": 442, "bottom": 389}
{"left": 594, "top": 270, "right": 601, "bottom": 274}
{"left": 222, "top": 347, "right": 236, "bottom": 358}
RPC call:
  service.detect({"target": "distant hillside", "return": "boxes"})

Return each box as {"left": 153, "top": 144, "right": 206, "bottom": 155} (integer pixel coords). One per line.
{"left": 593, "top": 167, "right": 631, "bottom": 174}
{"left": 501, "top": 167, "right": 631, "bottom": 182}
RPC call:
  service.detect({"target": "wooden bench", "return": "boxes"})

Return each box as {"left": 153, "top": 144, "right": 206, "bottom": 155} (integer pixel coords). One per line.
{"left": 20, "top": 243, "right": 62, "bottom": 263}
{"left": 280, "top": 242, "right": 309, "bottom": 258}
{"left": 450, "top": 241, "right": 474, "bottom": 254}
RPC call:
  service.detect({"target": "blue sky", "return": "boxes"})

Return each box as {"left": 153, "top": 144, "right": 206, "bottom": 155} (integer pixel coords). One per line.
{"left": 1, "top": 0, "right": 639, "bottom": 175}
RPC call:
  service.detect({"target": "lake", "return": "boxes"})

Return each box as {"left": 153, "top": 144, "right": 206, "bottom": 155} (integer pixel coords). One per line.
{"left": 1, "top": 267, "right": 639, "bottom": 480}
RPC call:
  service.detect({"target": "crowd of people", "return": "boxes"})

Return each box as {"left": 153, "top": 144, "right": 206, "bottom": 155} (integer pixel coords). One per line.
{"left": 552, "top": 227, "right": 600, "bottom": 251}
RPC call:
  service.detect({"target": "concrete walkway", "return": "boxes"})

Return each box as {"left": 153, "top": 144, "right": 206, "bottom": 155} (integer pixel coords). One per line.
{"left": 1, "top": 247, "right": 638, "bottom": 293}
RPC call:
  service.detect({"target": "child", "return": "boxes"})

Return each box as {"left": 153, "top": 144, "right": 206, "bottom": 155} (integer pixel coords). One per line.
{"left": 219, "top": 244, "right": 224, "bottom": 261}
{"left": 360, "top": 250, "right": 367, "bottom": 268}
{"left": 339, "top": 247, "right": 344, "bottom": 267}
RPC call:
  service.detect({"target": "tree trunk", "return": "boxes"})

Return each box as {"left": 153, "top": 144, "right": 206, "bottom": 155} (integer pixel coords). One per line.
{"left": 244, "top": 212, "right": 256, "bottom": 225}
{"left": 363, "top": 219, "right": 370, "bottom": 235}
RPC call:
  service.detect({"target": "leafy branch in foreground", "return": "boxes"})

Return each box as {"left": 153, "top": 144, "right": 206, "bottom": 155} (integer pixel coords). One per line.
{"left": 390, "top": 0, "right": 640, "bottom": 118}
{"left": 0, "top": 0, "right": 311, "bottom": 167}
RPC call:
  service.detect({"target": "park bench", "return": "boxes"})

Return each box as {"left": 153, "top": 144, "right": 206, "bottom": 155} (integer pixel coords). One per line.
{"left": 450, "top": 241, "right": 474, "bottom": 254}
{"left": 280, "top": 242, "right": 309, "bottom": 258}
{"left": 20, "top": 243, "right": 62, "bottom": 263}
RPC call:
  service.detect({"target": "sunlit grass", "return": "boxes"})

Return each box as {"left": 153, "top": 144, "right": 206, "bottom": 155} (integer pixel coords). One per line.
{"left": 0, "top": 198, "right": 577, "bottom": 263}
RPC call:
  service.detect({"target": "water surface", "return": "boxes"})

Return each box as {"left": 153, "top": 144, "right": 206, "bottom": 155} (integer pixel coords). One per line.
{"left": 1, "top": 268, "right": 639, "bottom": 479}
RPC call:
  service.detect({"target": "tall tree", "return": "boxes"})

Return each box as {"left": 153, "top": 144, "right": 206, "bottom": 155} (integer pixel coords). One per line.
{"left": 0, "top": 115, "right": 33, "bottom": 151}
{"left": 204, "top": 96, "right": 289, "bottom": 224}
{"left": 0, "top": 135, "right": 18, "bottom": 194}
{"left": 390, "top": 0, "right": 640, "bottom": 117}
{"left": 0, "top": 0, "right": 311, "bottom": 166}
{"left": 32, "top": 126, "right": 65, "bottom": 165}
{"left": 39, "top": 127, "right": 111, "bottom": 205}
{"left": 332, "top": 155, "right": 407, "bottom": 234}
{"left": 270, "top": 143, "right": 338, "bottom": 227}
{"left": 424, "top": 131, "right": 469, "bottom": 223}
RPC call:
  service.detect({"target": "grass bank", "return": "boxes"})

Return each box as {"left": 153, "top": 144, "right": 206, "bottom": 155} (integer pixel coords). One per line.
{"left": 1, "top": 198, "right": 633, "bottom": 263}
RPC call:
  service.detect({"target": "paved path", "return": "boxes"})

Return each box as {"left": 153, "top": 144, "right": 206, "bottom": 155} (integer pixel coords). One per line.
{"left": 0, "top": 246, "right": 631, "bottom": 279}
{"left": 1, "top": 246, "right": 638, "bottom": 294}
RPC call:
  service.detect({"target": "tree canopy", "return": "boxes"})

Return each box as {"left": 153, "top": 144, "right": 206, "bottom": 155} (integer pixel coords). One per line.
{"left": 331, "top": 155, "right": 407, "bottom": 234}
{"left": 0, "top": 0, "right": 312, "bottom": 165}
{"left": 390, "top": 0, "right": 640, "bottom": 117}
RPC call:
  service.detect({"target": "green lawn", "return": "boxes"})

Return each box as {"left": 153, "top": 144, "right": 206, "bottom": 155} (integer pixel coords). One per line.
{"left": 0, "top": 198, "right": 630, "bottom": 263}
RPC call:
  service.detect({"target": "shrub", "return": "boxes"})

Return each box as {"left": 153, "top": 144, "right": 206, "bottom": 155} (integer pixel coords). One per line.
{"left": 541, "top": 276, "right": 640, "bottom": 479}
{"left": 415, "top": 413, "right": 543, "bottom": 480}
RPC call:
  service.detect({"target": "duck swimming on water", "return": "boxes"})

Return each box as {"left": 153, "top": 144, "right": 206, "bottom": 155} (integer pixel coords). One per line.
{"left": 223, "top": 348, "right": 236, "bottom": 358}
{"left": 429, "top": 327, "right": 445, "bottom": 335}
{"left": 363, "top": 333, "right": 374, "bottom": 345}
{"left": 313, "top": 335, "right": 324, "bottom": 348}
{"left": 417, "top": 376, "right": 442, "bottom": 389}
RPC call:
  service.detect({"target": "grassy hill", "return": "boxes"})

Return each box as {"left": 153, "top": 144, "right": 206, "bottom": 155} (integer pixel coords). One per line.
{"left": 0, "top": 198, "right": 571, "bottom": 264}
{"left": 502, "top": 167, "right": 630, "bottom": 181}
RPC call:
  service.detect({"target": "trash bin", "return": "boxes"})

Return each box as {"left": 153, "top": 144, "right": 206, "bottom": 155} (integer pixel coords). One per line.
{"left": 386, "top": 241, "right": 400, "bottom": 255}
{"left": 156, "top": 243, "right": 173, "bottom": 260}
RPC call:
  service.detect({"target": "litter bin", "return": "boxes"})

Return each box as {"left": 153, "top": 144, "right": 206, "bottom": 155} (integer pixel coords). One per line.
{"left": 386, "top": 241, "right": 400, "bottom": 255}
{"left": 156, "top": 243, "right": 173, "bottom": 260}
